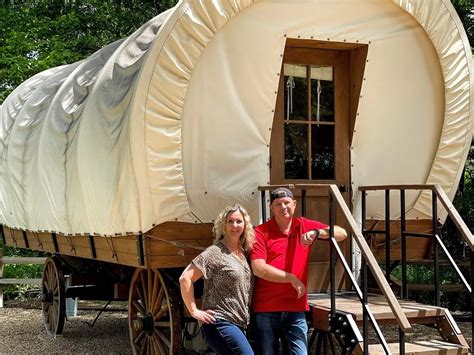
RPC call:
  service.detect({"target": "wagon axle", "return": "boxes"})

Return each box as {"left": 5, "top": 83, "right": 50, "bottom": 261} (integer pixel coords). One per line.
{"left": 42, "top": 291, "right": 54, "bottom": 303}
{"left": 133, "top": 313, "right": 155, "bottom": 334}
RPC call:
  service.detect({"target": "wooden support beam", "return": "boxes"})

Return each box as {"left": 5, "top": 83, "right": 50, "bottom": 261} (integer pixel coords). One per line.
{"left": 51, "top": 233, "right": 59, "bottom": 253}
{"left": 88, "top": 235, "right": 97, "bottom": 259}
{"left": 136, "top": 234, "right": 145, "bottom": 266}
{"left": 21, "top": 230, "right": 29, "bottom": 249}
{"left": 0, "top": 225, "right": 5, "bottom": 245}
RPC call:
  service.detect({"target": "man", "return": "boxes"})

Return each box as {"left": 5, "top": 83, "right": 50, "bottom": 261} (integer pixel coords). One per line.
{"left": 250, "top": 187, "right": 347, "bottom": 355}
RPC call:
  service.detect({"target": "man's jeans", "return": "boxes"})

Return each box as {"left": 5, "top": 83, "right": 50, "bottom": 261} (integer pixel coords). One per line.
{"left": 255, "top": 312, "right": 308, "bottom": 355}
{"left": 201, "top": 319, "right": 254, "bottom": 354}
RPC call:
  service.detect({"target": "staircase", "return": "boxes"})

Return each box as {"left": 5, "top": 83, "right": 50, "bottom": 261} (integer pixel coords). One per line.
{"left": 309, "top": 293, "right": 469, "bottom": 354}
{"left": 258, "top": 184, "right": 473, "bottom": 354}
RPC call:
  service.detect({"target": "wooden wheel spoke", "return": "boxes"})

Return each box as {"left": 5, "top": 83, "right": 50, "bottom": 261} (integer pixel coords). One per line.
{"left": 49, "top": 267, "right": 56, "bottom": 288}
{"left": 139, "top": 337, "right": 147, "bottom": 355}
{"left": 147, "top": 269, "right": 153, "bottom": 313}
{"left": 147, "top": 338, "right": 152, "bottom": 355}
{"left": 154, "top": 304, "right": 169, "bottom": 321}
{"left": 152, "top": 287, "right": 164, "bottom": 314}
{"left": 153, "top": 328, "right": 171, "bottom": 348}
{"left": 136, "top": 284, "right": 147, "bottom": 313}
{"left": 46, "top": 266, "right": 53, "bottom": 288}
{"left": 49, "top": 308, "right": 55, "bottom": 331}
{"left": 151, "top": 272, "right": 159, "bottom": 312}
{"left": 41, "top": 258, "right": 65, "bottom": 336}
{"left": 129, "top": 269, "right": 180, "bottom": 354}
{"left": 154, "top": 321, "right": 171, "bottom": 328}
{"left": 132, "top": 300, "right": 147, "bottom": 316}
{"left": 139, "top": 272, "right": 148, "bottom": 311}
{"left": 151, "top": 336, "right": 165, "bottom": 354}
{"left": 134, "top": 330, "right": 147, "bottom": 345}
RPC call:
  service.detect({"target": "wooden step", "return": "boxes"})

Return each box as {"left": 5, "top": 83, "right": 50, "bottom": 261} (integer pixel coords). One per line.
{"left": 359, "top": 340, "right": 469, "bottom": 354}
{"left": 309, "top": 293, "right": 446, "bottom": 325}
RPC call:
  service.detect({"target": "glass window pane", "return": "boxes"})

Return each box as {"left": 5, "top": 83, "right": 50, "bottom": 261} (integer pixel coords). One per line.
{"left": 311, "top": 66, "right": 334, "bottom": 122}
{"left": 312, "top": 125, "right": 335, "bottom": 179}
{"left": 284, "top": 64, "right": 307, "bottom": 121}
{"left": 285, "top": 124, "right": 308, "bottom": 179}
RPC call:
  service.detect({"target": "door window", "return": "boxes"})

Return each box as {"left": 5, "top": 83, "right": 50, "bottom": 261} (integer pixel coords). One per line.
{"left": 283, "top": 64, "right": 335, "bottom": 180}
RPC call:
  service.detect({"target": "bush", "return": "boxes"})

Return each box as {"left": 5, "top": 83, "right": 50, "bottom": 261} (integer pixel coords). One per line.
{"left": 1, "top": 244, "right": 47, "bottom": 301}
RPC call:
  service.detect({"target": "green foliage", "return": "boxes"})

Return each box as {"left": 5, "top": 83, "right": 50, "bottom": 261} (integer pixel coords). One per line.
{"left": 1, "top": 246, "right": 46, "bottom": 301}
{"left": 452, "top": 0, "right": 473, "bottom": 48}
{"left": 0, "top": 0, "right": 178, "bottom": 102}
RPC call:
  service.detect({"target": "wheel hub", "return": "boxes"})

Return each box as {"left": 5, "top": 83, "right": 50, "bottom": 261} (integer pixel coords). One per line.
{"left": 42, "top": 291, "right": 54, "bottom": 303}
{"left": 133, "top": 313, "right": 154, "bottom": 333}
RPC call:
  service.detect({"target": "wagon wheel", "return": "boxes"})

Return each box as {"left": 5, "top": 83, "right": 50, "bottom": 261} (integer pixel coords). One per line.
{"left": 41, "top": 257, "right": 66, "bottom": 336}
{"left": 128, "top": 268, "right": 181, "bottom": 354}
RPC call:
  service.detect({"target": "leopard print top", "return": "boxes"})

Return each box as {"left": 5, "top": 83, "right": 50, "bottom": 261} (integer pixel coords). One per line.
{"left": 192, "top": 242, "right": 253, "bottom": 328}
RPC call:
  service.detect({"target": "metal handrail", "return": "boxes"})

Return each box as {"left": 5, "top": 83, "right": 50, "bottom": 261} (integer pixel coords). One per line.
{"left": 359, "top": 183, "right": 474, "bottom": 344}
{"left": 359, "top": 184, "right": 474, "bottom": 250}
{"left": 258, "top": 183, "right": 413, "bottom": 353}
{"left": 327, "top": 185, "right": 411, "bottom": 332}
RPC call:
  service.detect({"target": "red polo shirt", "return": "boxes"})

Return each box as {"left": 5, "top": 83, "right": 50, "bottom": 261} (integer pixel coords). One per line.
{"left": 250, "top": 217, "right": 328, "bottom": 312}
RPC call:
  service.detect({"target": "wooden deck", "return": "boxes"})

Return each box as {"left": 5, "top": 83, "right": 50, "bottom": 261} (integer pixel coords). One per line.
{"left": 357, "top": 340, "right": 468, "bottom": 355}
{"left": 309, "top": 293, "right": 446, "bottom": 329}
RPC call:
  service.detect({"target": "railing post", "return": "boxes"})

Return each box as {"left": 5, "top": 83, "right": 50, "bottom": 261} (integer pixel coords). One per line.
{"left": 0, "top": 247, "right": 3, "bottom": 308}
{"left": 471, "top": 249, "right": 474, "bottom": 344}
{"left": 260, "top": 190, "right": 267, "bottom": 222}
{"left": 432, "top": 190, "right": 440, "bottom": 307}
{"left": 385, "top": 189, "right": 391, "bottom": 282}
{"left": 400, "top": 189, "right": 408, "bottom": 299}
{"left": 361, "top": 189, "right": 370, "bottom": 353}
{"left": 361, "top": 190, "right": 367, "bottom": 238}
{"left": 329, "top": 192, "right": 336, "bottom": 319}
{"left": 362, "top": 258, "right": 369, "bottom": 354}
{"left": 399, "top": 327, "right": 405, "bottom": 355}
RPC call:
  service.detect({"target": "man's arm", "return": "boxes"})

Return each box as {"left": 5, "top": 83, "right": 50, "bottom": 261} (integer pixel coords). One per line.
{"left": 251, "top": 259, "right": 305, "bottom": 298}
{"left": 301, "top": 225, "right": 347, "bottom": 246}
{"left": 319, "top": 225, "right": 347, "bottom": 241}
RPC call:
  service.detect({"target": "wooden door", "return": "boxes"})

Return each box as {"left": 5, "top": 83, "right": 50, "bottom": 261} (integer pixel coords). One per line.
{"left": 270, "top": 44, "right": 351, "bottom": 292}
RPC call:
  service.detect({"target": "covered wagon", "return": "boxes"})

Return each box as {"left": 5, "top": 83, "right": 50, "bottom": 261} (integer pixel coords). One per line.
{"left": 0, "top": 0, "right": 472, "bottom": 353}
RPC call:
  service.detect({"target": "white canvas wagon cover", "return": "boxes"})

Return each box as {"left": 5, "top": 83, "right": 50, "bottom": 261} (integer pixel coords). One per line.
{"left": 0, "top": 0, "right": 472, "bottom": 236}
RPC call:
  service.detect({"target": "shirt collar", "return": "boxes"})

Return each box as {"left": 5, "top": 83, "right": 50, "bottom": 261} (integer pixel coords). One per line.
{"left": 268, "top": 217, "right": 301, "bottom": 236}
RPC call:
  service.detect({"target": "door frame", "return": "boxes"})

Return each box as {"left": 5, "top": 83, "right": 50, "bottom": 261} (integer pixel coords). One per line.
{"left": 269, "top": 39, "right": 368, "bottom": 291}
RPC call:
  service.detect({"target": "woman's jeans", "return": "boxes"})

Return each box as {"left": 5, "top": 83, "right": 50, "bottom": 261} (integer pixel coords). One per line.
{"left": 255, "top": 312, "right": 308, "bottom": 355}
{"left": 201, "top": 319, "right": 254, "bottom": 355}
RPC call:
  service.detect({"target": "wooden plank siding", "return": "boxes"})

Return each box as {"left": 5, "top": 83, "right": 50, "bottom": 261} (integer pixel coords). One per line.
{"left": 1, "top": 222, "right": 213, "bottom": 269}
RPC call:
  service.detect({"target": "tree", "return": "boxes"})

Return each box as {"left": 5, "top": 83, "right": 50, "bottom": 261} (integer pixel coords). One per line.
{"left": 0, "top": 0, "right": 178, "bottom": 102}
{"left": 452, "top": 0, "right": 473, "bottom": 48}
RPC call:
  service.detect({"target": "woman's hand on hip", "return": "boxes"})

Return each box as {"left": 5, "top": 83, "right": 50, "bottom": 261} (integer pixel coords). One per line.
{"left": 191, "top": 309, "right": 216, "bottom": 324}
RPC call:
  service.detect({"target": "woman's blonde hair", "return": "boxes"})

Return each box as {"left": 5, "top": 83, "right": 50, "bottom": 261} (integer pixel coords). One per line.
{"left": 212, "top": 204, "right": 255, "bottom": 252}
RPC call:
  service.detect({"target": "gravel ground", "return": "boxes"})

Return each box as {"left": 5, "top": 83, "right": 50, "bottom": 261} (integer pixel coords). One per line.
{"left": 0, "top": 300, "right": 131, "bottom": 354}
{"left": 1, "top": 300, "right": 472, "bottom": 354}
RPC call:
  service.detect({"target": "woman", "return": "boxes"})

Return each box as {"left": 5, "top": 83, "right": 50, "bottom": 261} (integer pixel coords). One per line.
{"left": 179, "top": 204, "right": 255, "bottom": 354}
